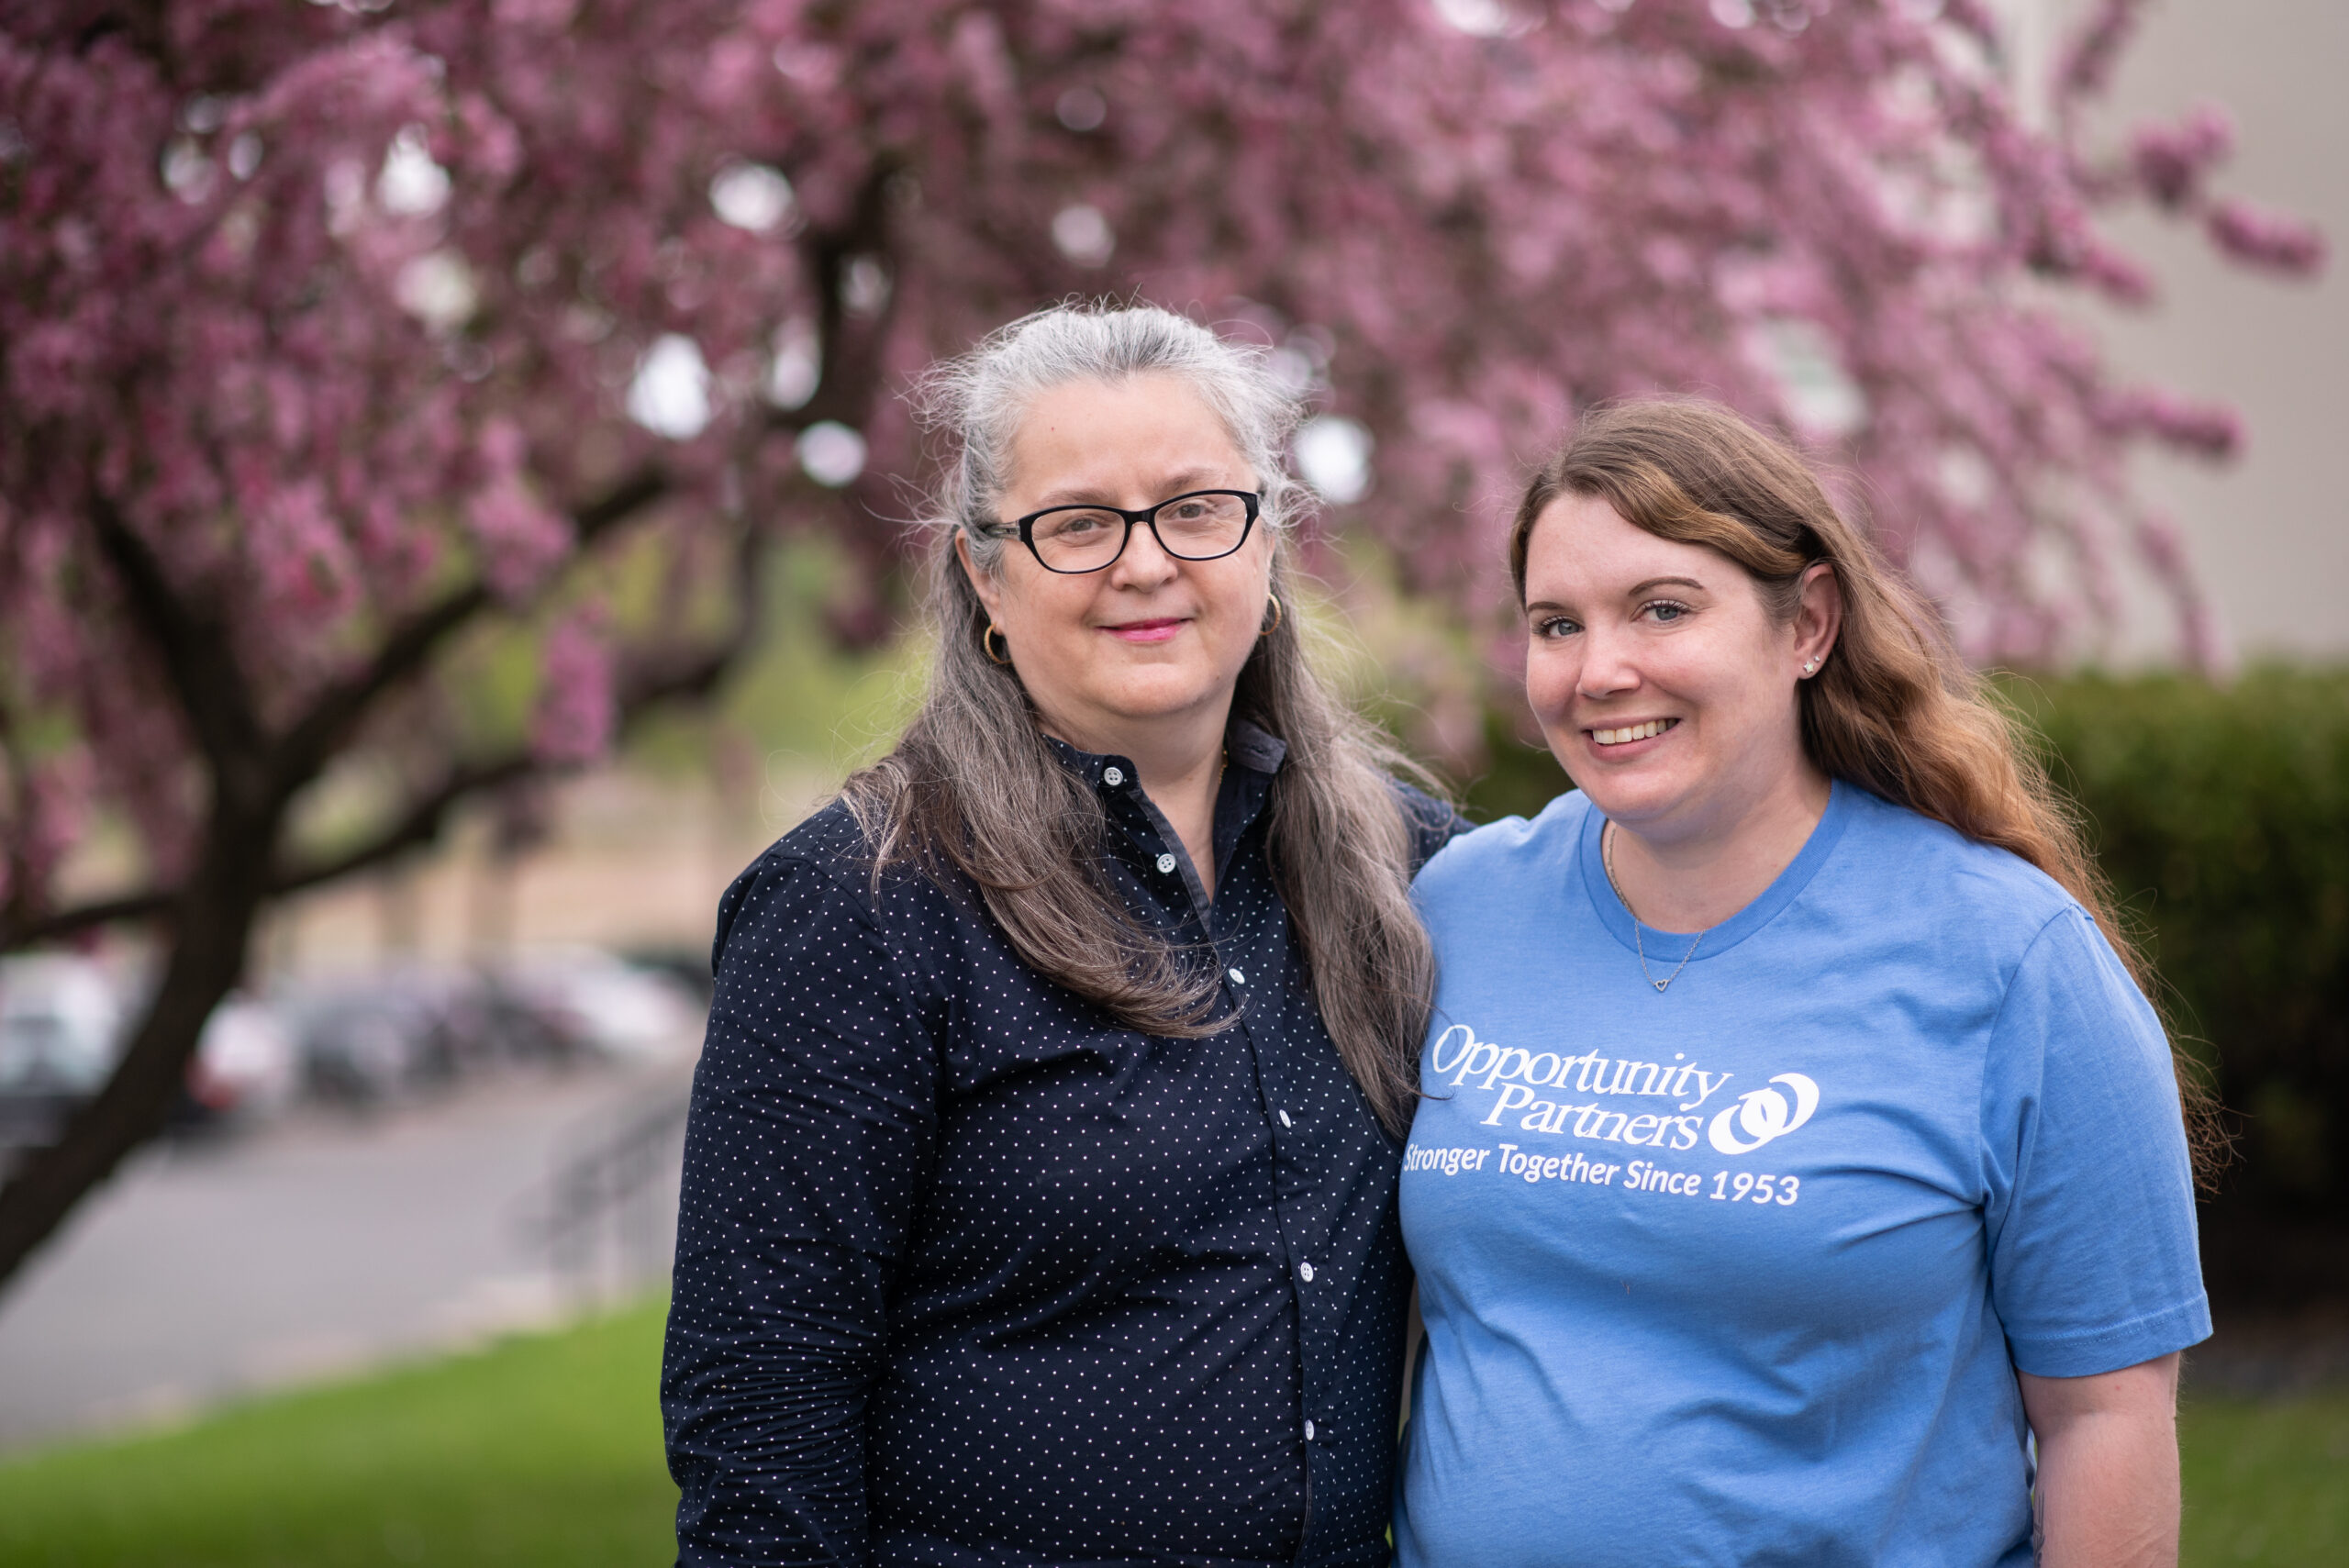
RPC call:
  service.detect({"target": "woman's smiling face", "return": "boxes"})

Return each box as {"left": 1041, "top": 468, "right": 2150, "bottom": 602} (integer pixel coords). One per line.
{"left": 960, "top": 373, "right": 1274, "bottom": 753}
{"left": 1520, "top": 491, "right": 1826, "bottom": 846}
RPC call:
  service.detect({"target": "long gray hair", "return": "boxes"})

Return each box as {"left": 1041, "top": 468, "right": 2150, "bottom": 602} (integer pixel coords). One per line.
{"left": 841, "top": 303, "right": 1440, "bottom": 1134}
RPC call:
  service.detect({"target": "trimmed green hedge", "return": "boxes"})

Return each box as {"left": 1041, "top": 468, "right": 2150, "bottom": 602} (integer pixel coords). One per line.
{"left": 2010, "top": 668, "right": 2349, "bottom": 1214}
{"left": 1460, "top": 666, "right": 2349, "bottom": 1222}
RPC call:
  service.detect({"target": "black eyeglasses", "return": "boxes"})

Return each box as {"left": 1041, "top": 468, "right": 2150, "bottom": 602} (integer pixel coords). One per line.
{"left": 986, "top": 489, "right": 1262, "bottom": 574}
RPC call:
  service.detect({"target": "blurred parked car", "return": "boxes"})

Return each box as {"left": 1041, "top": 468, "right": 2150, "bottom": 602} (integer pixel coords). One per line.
{"left": 0, "top": 954, "right": 125, "bottom": 1095}
{"left": 183, "top": 995, "right": 300, "bottom": 1124}
{"left": 619, "top": 945, "right": 714, "bottom": 1006}
{"left": 498, "top": 948, "right": 704, "bottom": 1065}
{"left": 274, "top": 966, "right": 492, "bottom": 1107}
{"left": 0, "top": 954, "right": 128, "bottom": 1151}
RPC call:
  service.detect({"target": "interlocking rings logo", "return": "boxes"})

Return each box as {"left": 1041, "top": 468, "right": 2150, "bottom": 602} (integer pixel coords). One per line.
{"left": 1707, "top": 1073, "right": 1820, "bottom": 1155}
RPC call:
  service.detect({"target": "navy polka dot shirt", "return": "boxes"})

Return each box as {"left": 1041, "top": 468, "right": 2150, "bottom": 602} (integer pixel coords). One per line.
{"left": 662, "top": 722, "right": 1462, "bottom": 1566}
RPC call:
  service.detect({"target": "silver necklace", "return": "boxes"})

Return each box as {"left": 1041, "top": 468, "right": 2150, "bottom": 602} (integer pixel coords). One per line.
{"left": 1601, "top": 820, "right": 1708, "bottom": 994}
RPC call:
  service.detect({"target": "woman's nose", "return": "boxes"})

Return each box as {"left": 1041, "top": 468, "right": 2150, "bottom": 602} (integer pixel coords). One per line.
{"left": 1107, "top": 517, "right": 1180, "bottom": 588}
{"left": 1576, "top": 626, "right": 1640, "bottom": 698}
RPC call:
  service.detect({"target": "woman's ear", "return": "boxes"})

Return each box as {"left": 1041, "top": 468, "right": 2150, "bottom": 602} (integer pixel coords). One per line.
{"left": 1794, "top": 561, "right": 1842, "bottom": 673}
{"left": 955, "top": 530, "right": 1005, "bottom": 622}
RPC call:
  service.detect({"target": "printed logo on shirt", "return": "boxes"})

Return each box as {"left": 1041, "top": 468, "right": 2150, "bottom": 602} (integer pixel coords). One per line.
{"left": 1706, "top": 1074, "right": 1820, "bottom": 1153}
{"left": 1425, "top": 1023, "right": 1821, "bottom": 1158}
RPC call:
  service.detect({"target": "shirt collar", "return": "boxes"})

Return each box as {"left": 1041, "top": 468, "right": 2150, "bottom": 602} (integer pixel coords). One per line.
{"left": 1041, "top": 718, "right": 1287, "bottom": 790}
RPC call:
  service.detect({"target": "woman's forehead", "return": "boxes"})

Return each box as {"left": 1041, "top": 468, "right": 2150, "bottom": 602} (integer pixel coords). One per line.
{"left": 1527, "top": 495, "right": 1719, "bottom": 585}
{"left": 1002, "top": 376, "right": 1247, "bottom": 499}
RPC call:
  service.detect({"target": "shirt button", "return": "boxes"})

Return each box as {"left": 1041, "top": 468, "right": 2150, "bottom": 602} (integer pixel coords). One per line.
{"left": 1156, "top": 853, "right": 1176, "bottom": 873}
{"left": 1278, "top": 1109, "right": 1293, "bottom": 1129}
{"left": 1298, "top": 1261, "right": 1315, "bottom": 1282}
{"left": 1227, "top": 967, "right": 1245, "bottom": 985}
{"left": 1102, "top": 766, "right": 1124, "bottom": 786}
{"left": 1304, "top": 1419, "right": 1317, "bottom": 1441}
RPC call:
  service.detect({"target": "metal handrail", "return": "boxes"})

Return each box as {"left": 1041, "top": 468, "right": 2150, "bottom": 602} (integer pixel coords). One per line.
{"left": 528, "top": 1077, "right": 693, "bottom": 1303}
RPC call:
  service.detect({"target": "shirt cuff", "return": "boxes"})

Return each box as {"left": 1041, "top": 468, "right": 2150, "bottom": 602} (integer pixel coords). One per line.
{"left": 2006, "top": 1294, "right": 2214, "bottom": 1378}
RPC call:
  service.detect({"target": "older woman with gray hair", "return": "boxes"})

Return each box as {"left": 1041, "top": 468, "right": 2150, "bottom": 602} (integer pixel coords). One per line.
{"left": 662, "top": 303, "right": 1463, "bottom": 1567}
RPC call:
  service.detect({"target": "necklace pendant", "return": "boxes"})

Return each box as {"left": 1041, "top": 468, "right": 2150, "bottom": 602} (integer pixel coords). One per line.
{"left": 1653, "top": 979, "right": 1671, "bottom": 993}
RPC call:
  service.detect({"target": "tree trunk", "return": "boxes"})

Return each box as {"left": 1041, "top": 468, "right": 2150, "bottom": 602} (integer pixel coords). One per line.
{"left": 0, "top": 806, "right": 273, "bottom": 1294}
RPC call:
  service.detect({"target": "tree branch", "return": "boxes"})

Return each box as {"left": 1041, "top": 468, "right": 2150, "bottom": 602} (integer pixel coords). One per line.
{"left": 272, "top": 755, "right": 541, "bottom": 898}
{"left": 0, "top": 890, "right": 175, "bottom": 951}
{"left": 90, "top": 494, "right": 269, "bottom": 806}
{"left": 4, "top": 507, "right": 767, "bottom": 960}
{"left": 270, "top": 464, "right": 670, "bottom": 794}
{"left": 3, "top": 759, "right": 532, "bottom": 955}
{"left": 618, "top": 526, "right": 768, "bottom": 717}
{"left": 775, "top": 162, "right": 902, "bottom": 435}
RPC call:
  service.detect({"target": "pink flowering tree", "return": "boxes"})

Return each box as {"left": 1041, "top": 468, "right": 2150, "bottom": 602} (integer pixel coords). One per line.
{"left": 0, "top": 0, "right": 2318, "bottom": 1285}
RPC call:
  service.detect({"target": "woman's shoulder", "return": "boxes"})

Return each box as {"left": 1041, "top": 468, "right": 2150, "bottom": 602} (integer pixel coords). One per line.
{"left": 1413, "top": 788, "right": 1591, "bottom": 896}
{"left": 718, "top": 798, "right": 968, "bottom": 944}
{"left": 770, "top": 794, "right": 900, "bottom": 866}
{"left": 729, "top": 797, "right": 878, "bottom": 903}
{"left": 1831, "top": 785, "right": 2083, "bottom": 940}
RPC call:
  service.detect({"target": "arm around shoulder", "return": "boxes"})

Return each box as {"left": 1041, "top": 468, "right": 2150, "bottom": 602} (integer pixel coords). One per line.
{"left": 1387, "top": 777, "right": 1475, "bottom": 877}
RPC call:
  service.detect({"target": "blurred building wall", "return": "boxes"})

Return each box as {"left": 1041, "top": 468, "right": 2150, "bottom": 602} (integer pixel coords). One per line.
{"left": 2056, "top": 0, "right": 2349, "bottom": 662}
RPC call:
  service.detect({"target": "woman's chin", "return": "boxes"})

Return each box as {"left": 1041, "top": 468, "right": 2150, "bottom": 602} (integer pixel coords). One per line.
{"left": 1070, "top": 672, "right": 1236, "bottom": 730}
{"left": 1565, "top": 773, "right": 1687, "bottom": 830}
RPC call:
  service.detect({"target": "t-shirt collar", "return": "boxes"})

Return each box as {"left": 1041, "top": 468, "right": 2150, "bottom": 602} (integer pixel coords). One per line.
{"left": 1576, "top": 779, "right": 1854, "bottom": 962}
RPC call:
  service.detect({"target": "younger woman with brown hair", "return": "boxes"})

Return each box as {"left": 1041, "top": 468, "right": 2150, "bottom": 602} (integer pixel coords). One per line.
{"left": 1396, "top": 397, "right": 2210, "bottom": 1568}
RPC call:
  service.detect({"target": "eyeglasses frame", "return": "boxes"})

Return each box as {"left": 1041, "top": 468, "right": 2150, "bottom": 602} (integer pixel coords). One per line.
{"left": 984, "top": 489, "right": 1264, "bottom": 575}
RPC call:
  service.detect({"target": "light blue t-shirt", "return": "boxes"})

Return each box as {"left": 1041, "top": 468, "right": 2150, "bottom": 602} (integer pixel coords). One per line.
{"left": 1395, "top": 783, "right": 2209, "bottom": 1568}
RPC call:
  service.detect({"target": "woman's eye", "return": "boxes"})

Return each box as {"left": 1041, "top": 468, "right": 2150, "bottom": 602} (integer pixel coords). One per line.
{"left": 1643, "top": 600, "right": 1689, "bottom": 623}
{"left": 1535, "top": 617, "right": 1579, "bottom": 639}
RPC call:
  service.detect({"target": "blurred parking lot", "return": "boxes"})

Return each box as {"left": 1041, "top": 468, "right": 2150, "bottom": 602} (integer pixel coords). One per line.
{"left": 0, "top": 945, "right": 706, "bottom": 1450}
{"left": 2, "top": 945, "right": 704, "bottom": 1146}
{"left": 0, "top": 770, "right": 779, "bottom": 1451}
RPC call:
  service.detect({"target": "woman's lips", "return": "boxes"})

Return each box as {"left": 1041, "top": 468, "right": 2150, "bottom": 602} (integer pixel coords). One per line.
{"left": 1102, "top": 617, "right": 1186, "bottom": 644}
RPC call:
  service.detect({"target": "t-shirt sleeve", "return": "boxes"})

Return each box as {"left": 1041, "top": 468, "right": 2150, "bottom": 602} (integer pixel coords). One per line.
{"left": 662, "top": 848, "right": 941, "bottom": 1565}
{"left": 1979, "top": 906, "right": 2211, "bottom": 1377}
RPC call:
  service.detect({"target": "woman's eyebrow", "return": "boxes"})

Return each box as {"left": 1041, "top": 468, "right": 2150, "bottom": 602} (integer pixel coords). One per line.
{"left": 1029, "top": 468, "right": 1228, "bottom": 509}
{"left": 1627, "top": 575, "right": 1706, "bottom": 595}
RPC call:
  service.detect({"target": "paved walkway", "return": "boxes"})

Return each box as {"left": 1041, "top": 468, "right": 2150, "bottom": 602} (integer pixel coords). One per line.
{"left": 0, "top": 1061, "right": 691, "bottom": 1451}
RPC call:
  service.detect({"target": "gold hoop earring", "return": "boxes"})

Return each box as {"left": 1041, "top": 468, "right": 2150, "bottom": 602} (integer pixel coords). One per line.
{"left": 983, "top": 623, "right": 1011, "bottom": 665}
{"left": 1260, "top": 594, "right": 1283, "bottom": 639}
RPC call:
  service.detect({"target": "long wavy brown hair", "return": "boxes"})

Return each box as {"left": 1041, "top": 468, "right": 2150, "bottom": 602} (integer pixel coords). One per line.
{"left": 841, "top": 305, "right": 1440, "bottom": 1136}
{"left": 1508, "top": 395, "right": 2219, "bottom": 1173}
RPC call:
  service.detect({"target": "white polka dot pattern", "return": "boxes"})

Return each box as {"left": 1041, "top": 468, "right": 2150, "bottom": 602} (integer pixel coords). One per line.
{"left": 661, "top": 725, "right": 1462, "bottom": 1567}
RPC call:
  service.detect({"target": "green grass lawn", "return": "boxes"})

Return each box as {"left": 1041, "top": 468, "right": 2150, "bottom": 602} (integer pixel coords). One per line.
{"left": 1, "top": 1298, "right": 2342, "bottom": 1566}
{"left": 0, "top": 1300, "right": 678, "bottom": 1568}
{"left": 2181, "top": 1387, "right": 2349, "bottom": 1566}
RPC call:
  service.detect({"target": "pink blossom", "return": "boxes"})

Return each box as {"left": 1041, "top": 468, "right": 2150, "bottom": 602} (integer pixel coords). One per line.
{"left": 468, "top": 420, "right": 571, "bottom": 599}
{"left": 19, "top": 751, "right": 93, "bottom": 900}
{"left": 531, "top": 617, "right": 616, "bottom": 765}
{"left": 2205, "top": 200, "right": 2327, "bottom": 276}
{"left": 0, "top": 0, "right": 2326, "bottom": 931}
{"left": 2130, "top": 105, "right": 2233, "bottom": 209}
{"left": 2052, "top": 0, "right": 2148, "bottom": 106}
{"left": 2100, "top": 389, "right": 2243, "bottom": 461}
{"left": 249, "top": 480, "right": 361, "bottom": 627}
